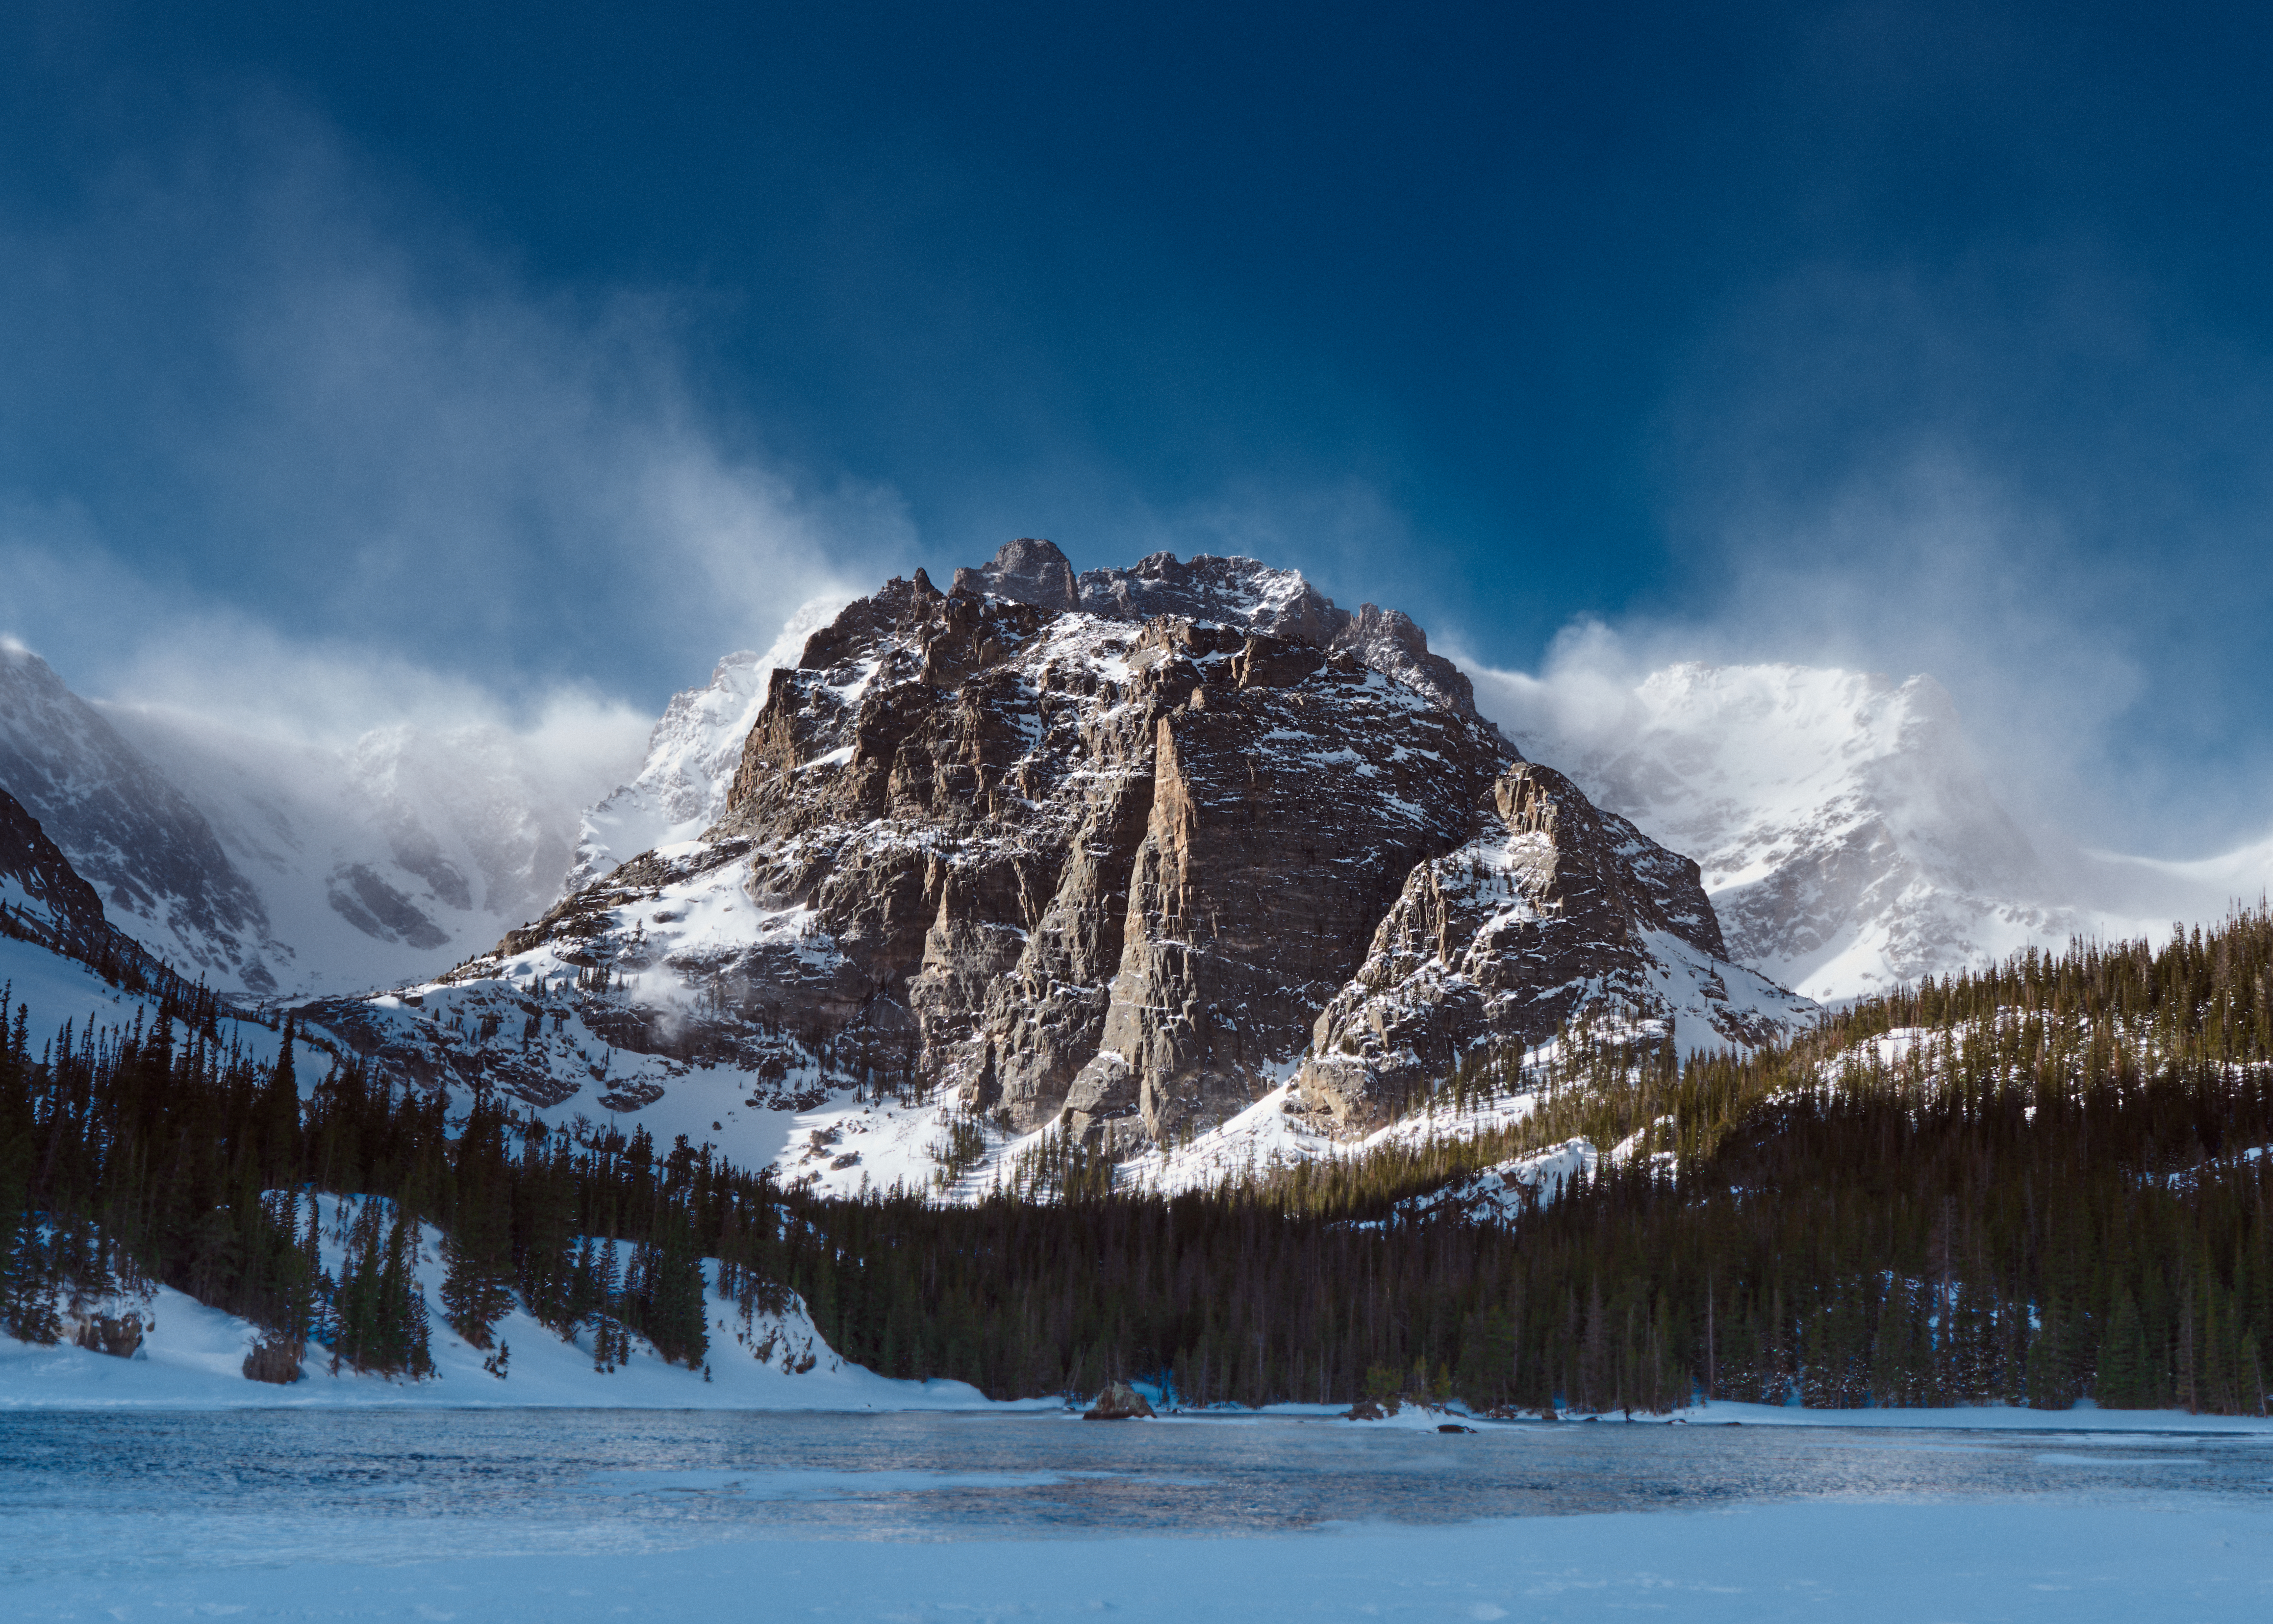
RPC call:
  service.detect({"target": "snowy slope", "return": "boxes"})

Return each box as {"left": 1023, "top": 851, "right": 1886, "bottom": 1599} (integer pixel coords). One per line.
{"left": 0, "top": 1192, "right": 1026, "bottom": 1412}
{"left": 1, "top": 640, "right": 279, "bottom": 990}
{"left": 0, "top": 935, "right": 333, "bottom": 1075}
{"left": 2, "top": 631, "right": 648, "bottom": 1000}
{"left": 100, "top": 703, "right": 631, "bottom": 998}
{"left": 566, "top": 596, "right": 848, "bottom": 890}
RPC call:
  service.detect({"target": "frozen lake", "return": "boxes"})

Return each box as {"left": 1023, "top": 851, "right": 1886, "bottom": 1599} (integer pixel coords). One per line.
{"left": 6, "top": 1409, "right": 2272, "bottom": 1620}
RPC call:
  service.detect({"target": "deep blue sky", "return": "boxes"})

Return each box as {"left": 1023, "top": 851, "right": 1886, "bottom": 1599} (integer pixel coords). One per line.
{"left": 3, "top": 2, "right": 2272, "bottom": 849}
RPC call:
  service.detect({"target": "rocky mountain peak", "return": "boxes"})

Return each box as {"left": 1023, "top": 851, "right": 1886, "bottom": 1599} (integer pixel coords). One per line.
{"left": 953, "top": 536, "right": 1079, "bottom": 613}
{"left": 307, "top": 541, "right": 1812, "bottom": 1176}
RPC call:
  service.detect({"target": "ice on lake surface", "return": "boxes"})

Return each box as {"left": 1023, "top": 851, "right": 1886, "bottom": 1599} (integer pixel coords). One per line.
{"left": 5, "top": 1409, "right": 2271, "bottom": 1620}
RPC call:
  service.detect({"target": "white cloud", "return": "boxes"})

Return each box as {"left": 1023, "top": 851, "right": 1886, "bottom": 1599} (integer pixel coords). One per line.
{"left": 0, "top": 96, "right": 903, "bottom": 748}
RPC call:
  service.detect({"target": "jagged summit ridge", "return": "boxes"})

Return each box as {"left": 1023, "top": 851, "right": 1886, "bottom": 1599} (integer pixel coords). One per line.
{"left": 303, "top": 539, "right": 1812, "bottom": 1175}
{"left": 958, "top": 539, "right": 1479, "bottom": 716}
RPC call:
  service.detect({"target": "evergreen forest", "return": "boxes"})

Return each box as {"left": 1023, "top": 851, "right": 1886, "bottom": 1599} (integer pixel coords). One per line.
{"left": 2, "top": 907, "right": 2269, "bottom": 1416}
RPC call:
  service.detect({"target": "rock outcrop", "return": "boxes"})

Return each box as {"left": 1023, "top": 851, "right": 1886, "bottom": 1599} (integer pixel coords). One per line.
{"left": 1084, "top": 1378, "right": 1157, "bottom": 1419}
{"left": 308, "top": 540, "right": 1812, "bottom": 1159}
{"left": 1293, "top": 762, "right": 1817, "bottom": 1135}
{"left": 1, "top": 785, "right": 118, "bottom": 960}
{"left": 71, "top": 1309, "right": 147, "bottom": 1360}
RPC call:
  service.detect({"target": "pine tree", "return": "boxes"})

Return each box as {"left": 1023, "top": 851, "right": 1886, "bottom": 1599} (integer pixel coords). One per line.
{"left": 438, "top": 1100, "right": 514, "bottom": 1349}
{"left": 2094, "top": 1291, "right": 2150, "bottom": 1409}
{"left": 593, "top": 1237, "right": 620, "bottom": 1372}
{"left": 259, "top": 1017, "right": 301, "bottom": 1189}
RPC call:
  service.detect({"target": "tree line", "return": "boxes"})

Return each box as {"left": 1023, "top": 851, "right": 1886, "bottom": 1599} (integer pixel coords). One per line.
{"left": 4, "top": 906, "right": 2270, "bottom": 1413}
{"left": 0, "top": 982, "right": 791, "bottom": 1379}
{"left": 776, "top": 910, "right": 2273, "bottom": 1415}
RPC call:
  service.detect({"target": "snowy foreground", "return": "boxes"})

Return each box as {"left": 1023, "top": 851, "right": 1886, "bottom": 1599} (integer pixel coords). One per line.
{"left": 10, "top": 1253, "right": 2273, "bottom": 1624}
{"left": 5, "top": 1496, "right": 2266, "bottom": 1621}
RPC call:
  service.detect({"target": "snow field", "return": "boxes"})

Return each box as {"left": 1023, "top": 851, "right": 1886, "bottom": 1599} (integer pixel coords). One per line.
{"left": 4, "top": 1497, "right": 2268, "bottom": 1621}
{"left": 0, "top": 933, "right": 331, "bottom": 1074}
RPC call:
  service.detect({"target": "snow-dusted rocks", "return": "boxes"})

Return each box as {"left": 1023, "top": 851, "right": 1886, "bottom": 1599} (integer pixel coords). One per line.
{"left": 1, "top": 641, "right": 278, "bottom": 990}
{"left": 1063, "top": 548, "right": 1478, "bottom": 715}
{"left": 1392, "top": 1138, "right": 1601, "bottom": 1224}
{"left": 567, "top": 599, "right": 846, "bottom": 893}
{"left": 1, "top": 785, "right": 116, "bottom": 961}
{"left": 568, "top": 651, "right": 772, "bottom": 892}
{"left": 1294, "top": 761, "right": 1818, "bottom": 1135}
{"left": 315, "top": 541, "right": 1812, "bottom": 1163}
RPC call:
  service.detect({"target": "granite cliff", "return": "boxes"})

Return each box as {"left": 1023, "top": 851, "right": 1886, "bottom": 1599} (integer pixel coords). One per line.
{"left": 303, "top": 542, "right": 1812, "bottom": 1167}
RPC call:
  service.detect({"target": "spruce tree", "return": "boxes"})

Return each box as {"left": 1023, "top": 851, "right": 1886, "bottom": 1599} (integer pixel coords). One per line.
{"left": 2094, "top": 1291, "right": 2150, "bottom": 1408}
{"left": 438, "top": 1100, "right": 514, "bottom": 1349}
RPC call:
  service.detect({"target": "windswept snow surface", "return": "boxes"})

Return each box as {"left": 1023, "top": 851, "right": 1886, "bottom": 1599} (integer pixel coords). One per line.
{"left": 5, "top": 1448, "right": 2270, "bottom": 1621}
{"left": 1665, "top": 1398, "right": 2273, "bottom": 1432}
{"left": 12, "top": 1504, "right": 2271, "bottom": 1622}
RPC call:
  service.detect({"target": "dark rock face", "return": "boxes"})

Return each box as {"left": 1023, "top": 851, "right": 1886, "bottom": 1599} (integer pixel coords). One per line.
{"left": 1, "top": 786, "right": 117, "bottom": 959}
{"left": 326, "top": 863, "right": 453, "bottom": 950}
{"left": 1292, "top": 762, "right": 1818, "bottom": 1137}
{"left": 320, "top": 540, "right": 1809, "bottom": 1148}
{"left": 0, "top": 643, "right": 274, "bottom": 987}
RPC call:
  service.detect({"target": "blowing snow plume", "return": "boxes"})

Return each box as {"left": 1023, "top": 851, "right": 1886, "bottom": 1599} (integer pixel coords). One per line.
{"left": 1462, "top": 608, "right": 2273, "bottom": 1002}
{"left": 0, "top": 101, "right": 917, "bottom": 995}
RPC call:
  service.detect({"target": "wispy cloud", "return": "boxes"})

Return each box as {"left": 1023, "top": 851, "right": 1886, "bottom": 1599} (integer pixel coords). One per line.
{"left": 1433, "top": 237, "right": 2273, "bottom": 860}
{"left": 0, "top": 95, "right": 907, "bottom": 746}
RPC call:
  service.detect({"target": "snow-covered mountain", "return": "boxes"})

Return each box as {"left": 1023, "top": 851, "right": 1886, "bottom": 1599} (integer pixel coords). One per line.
{"left": 1, "top": 639, "right": 637, "bottom": 998}
{"left": 1476, "top": 659, "right": 2273, "bottom": 1000}
{"left": 2, "top": 640, "right": 281, "bottom": 990}
{"left": 566, "top": 599, "right": 847, "bottom": 891}
{"left": 301, "top": 541, "right": 1814, "bottom": 1184}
